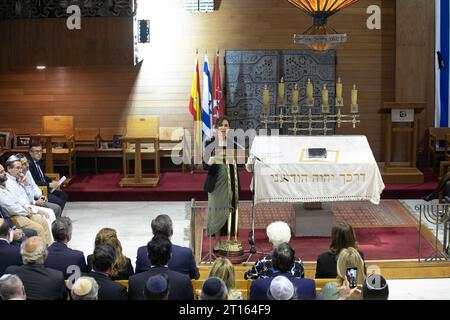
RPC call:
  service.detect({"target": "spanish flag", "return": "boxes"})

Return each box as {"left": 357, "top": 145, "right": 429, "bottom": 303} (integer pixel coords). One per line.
{"left": 189, "top": 56, "right": 202, "bottom": 162}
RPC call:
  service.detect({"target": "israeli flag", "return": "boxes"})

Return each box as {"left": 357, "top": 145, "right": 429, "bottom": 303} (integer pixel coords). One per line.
{"left": 202, "top": 55, "right": 213, "bottom": 140}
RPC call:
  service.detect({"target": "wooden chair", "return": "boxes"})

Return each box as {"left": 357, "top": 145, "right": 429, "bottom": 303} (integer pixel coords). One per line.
{"left": 429, "top": 127, "right": 450, "bottom": 169}
{"left": 38, "top": 173, "right": 60, "bottom": 196}
{"left": 74, "top": 128, "right": 100, "bottom": 173}
{"left": 159, "top": 126, "right": 186, "bottom": 172}
{"left": 39, "top": 116, "right": 76, "bottom": 181}
{"left": 120, "top": 116, "right": 160, "bottom": 187}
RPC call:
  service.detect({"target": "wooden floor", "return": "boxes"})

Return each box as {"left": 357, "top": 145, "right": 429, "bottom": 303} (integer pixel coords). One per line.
{"left": 198, "top": 260, "right": 450, "bottom": 280}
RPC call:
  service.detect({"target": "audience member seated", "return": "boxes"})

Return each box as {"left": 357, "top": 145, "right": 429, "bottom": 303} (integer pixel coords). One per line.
{"left": 0, "top": 218, "right": 23, "bottom": 275}
{"left": 16, "top": 153, "right": 62, "bottom": 218}
{"left": 128, "top": 235, "right": 194, "bottom": 300}
{"left": 267, "top": 276, "right": 296, "bottom": 300}
{"left": 27, "top": 142, "right": 68, "bottom": 211}
{"left": 363, "top": 274, "right": 389, "bottom": 300}
{"left": 321, "top": 247, "right": 366, "bottom": 300}
{"left": 135, "top": 214, "right": 199, "bottom": 279}
{"left": 45, "top": 217, "right": 87, "bottom": 279}
{"left": 244, "top": 221, "right": 304, "bottom": 279}
{"left": 5, "top": 236, "right": 66, "bottom": 300}
{"left": 249, "top": 243, "right": 316, "bottom": 300}
{"left": 84, "top": 245, "right": 127, "bottom": 300}
{"left": 86, "top": 228, "right": 134, "bottom": 280}
{"left": 201, "top": 277, "right": 228, "bottom": 300}
{"left": 5, "top": 156, "right": 56, "bottom": 241}
{"left": 207, "top": 257, "right": 242, "bottom": 300}
{"left": 0, "top": 274, "right": 26, "bottom": 300}
{"left": 71, "top": 277, "right": 99, "bottom": 301}
{"left": 422, "top": 171, "right": 450, "bottom": 201}
{"left": 144, "top": 274, "right": 170, "bottom": 300}
{"left": 0, "top": 164, "right": 52, "bottom": 245}
{"left": 0, "top": 209, "right": 36, "bottom": 246}
{"left": 315, "top": 221, "right": 365, "bottom": 279}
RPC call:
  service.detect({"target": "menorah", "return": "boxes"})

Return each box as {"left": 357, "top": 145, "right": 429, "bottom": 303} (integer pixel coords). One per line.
{"left": 260, "top": 78, "right": 361, "bottom": 135}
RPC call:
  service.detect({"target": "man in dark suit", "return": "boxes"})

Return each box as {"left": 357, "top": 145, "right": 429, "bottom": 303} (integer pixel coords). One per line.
{"left": 249, "top": 243, "right": 316, "bottom": 300}
{"left": 27, "top": 142, "right": 68, "bottom": 211}
{"left": 0, "top": 218, "right": 23, "bottom": 275}
{"left": 129, "top": 235, "right": 194, "bottom": 300}
{"left": 83, "top": 245, "right": 127, "bottom": 300}
{"left": 135, "top": 214, "right": 199, "bottom": 279}
{"left": 5, "top": 236, "right": 67, "bottom": 300}
{"left": 45, "top": 217, "right": 87, "bottom": 279}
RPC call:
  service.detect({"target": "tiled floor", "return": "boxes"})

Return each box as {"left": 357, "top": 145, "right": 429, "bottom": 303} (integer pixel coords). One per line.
{"left": 64, "top": 200, "right": 450, "bottom": 300}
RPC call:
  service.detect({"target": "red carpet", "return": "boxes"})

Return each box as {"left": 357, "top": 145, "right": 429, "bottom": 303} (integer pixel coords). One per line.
{"left": 201, "top": 227, "right": 436, "bottom": 261}
{"left": 65, "top": 170, "right": 437, "bottom": 201}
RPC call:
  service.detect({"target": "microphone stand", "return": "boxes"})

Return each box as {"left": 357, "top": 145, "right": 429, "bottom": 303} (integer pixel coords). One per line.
{"left": 244, "top": 155, "right": 266, "bottom": 264}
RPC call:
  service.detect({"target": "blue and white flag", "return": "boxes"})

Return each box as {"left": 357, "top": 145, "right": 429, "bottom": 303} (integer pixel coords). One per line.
{"left": 202, "top": 55, "right": 213, "bottom": 141}
{"left": 436, "top": 0, "right": 450, "bottom": 127}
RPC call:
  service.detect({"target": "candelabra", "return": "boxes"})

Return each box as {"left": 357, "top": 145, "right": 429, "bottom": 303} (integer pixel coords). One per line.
{"left": 260, "top": 79, "right": 361, "bottom": 135}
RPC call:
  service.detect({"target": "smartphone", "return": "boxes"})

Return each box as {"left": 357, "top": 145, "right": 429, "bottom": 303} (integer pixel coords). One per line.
{"left": 346, "top": 267, "right": 358, "bottom": 289}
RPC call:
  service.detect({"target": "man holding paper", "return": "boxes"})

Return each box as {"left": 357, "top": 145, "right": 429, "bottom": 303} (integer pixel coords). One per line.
{"left": 27, "top": 142, "right": 68, "bottom": 211}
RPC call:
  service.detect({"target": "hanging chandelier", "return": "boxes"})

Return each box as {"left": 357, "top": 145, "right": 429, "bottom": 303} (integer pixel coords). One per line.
{"left": 287, "top": 0, "right": 359, "bottom": 51}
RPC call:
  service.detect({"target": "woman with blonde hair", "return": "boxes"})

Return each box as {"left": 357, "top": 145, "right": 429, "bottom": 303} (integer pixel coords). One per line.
{"left": 207, "top": 257, "right": 243, "bottom": 300}
{"left": 319, "top": 247, "right": 365, "bottom": 300}
{"left": 87, "top": 228, "right": 134, "bottom": 280}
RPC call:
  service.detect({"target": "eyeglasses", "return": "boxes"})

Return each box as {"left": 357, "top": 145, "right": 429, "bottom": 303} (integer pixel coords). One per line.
{"left": 30, "top": 150, "right": 42, "bottom": 153}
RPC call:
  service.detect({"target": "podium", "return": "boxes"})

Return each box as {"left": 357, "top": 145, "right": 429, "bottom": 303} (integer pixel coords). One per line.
{"left": 119, "top": 136, "right": 160, "bottom": 187}
{"left": 119, "top": 116, "right": 160, "bottom": 187}
{"left": 379, "top": 102, "right": 425, "bottom": 183}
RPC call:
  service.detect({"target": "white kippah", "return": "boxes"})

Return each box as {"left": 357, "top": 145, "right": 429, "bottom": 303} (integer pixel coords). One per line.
{"left": 269, "top": 276, "right": 295, "bottom": 300}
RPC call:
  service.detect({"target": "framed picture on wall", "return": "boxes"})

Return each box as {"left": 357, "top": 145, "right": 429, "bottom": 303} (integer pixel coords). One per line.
{"left": 0, "top": 131, "right": 12, "bottom": 150}
{"left": 14, "top": 134, "right": 32, "bottom": 149}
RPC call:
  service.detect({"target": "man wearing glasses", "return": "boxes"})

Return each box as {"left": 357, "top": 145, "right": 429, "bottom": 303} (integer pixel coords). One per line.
{"left": 27, "top": 141, "right": 68, "bottom": 211}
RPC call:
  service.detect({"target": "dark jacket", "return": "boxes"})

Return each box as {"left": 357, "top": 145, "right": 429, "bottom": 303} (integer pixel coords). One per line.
{"left": 203, "top": 137, "right": 242, "bottom": 193}
{"left": 86, "top": 254, "right": 134, "bottom": 280}
{"left": 83, "top": 271, "right": 128, "bottom": 300}
{"left": 5, "top": 264, "right": 66, "bottom": 300}
{"left": 315, "top": 250, "right": 365, "bottom": 279}
{"left": 27, "top": 156, "right": 52, "bottom": 187}
{"left": 249, "top": 272, "right": 316, "bottom": 300}
{"left": 135, "top": 243, "right": 200, "bottom": 279}
{"left": 128, "top": 266, "right": 194, "bottom": 300}
{"left": 0, "top": 239, "right": 23, "bottom": 276}
{"left": 45, "top": 242, "right": 87, "bottom": 279}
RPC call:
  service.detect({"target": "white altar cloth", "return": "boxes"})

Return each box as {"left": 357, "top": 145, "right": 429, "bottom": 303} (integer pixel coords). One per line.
{"left": 247, "top": 135, "right": 385, "bottom": 204}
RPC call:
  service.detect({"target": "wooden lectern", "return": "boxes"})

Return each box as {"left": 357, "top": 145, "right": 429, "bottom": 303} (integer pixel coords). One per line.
{"left": 379, "top": 102, "right": 425, "bottom": 183}
{"left": 120, "top": 116, "right": 160, "bottom": 187}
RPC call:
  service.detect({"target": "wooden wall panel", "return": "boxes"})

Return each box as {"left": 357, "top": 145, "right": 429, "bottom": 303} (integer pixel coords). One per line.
{"left": 395, "top": 0, "right": 435, "bottom": 166}
{"left": 0, "top": 0, "right": 399, "bottom": 160}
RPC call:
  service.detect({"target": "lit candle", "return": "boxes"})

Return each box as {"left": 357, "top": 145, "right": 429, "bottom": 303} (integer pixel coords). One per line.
{"left": 292, "top": 84, "right": 299, "bottom": 105}
{"left": 351, "top": 84, "right": 358, "bottom": 105}
{"left": 306, "top": 78, "right": 313, "bottom": 98}
{"left": 336, "top": 77, "right": 342, "bottom": 98}
{"left": 262, "top": 84, "right": 270, "bottom": 113}
{"left": 278, "top": 77, "right": 285, "bottom": 103}
{"left": 322, "top": 84, "right": 329, "bottom": 105}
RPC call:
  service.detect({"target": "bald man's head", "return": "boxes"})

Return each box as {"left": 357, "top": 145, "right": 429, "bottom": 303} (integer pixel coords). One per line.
{"left": 20, "top": 236, "right": 48, "bottom": 265}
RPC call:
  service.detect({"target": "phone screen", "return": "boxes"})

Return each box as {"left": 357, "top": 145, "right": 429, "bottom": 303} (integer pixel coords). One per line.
{"left": 346, "top": 267, "right": 358, "bottom": 289}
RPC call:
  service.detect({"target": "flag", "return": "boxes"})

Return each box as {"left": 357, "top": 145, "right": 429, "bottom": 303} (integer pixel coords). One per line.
{"left": 212, "top": 51, "right": 224, "bottom": 126}
{"left": 436, "top": 0, "right": 450, "bottom": 127}
{"left": 189, "top": 57, "right": 201, "bottom": 122}
{"left": 189, "top": 56, "right": 202, "bottom": 162}
{"left": 202, "top": 55, "right": 213, "bottom": 141}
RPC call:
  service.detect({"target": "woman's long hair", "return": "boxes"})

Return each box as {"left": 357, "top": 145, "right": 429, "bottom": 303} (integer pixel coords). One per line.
{"left": 207, "top": 257, "right": 236, "bottom": 292}
{"left": 329, "top": 221, "right": 357, "bottom": 255}
{"left": 94, "top": 228, "right": 127, "bottom": 277}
